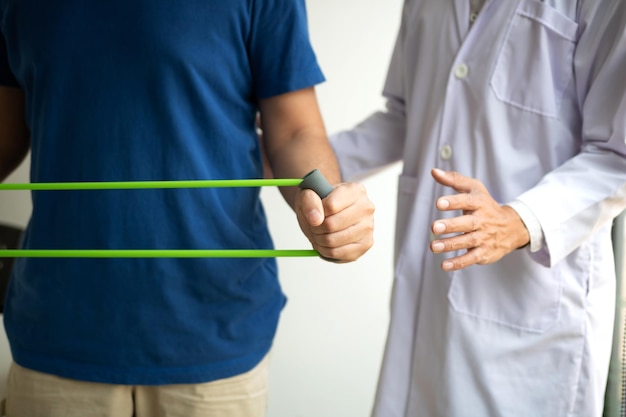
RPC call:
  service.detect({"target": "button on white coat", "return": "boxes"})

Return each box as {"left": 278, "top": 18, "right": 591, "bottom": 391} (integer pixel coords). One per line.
{"left": 454, "top": 64, "right": 469, "bottom": 79}
{"left": 440, "top": 144, "right": 453, "bottom": 160}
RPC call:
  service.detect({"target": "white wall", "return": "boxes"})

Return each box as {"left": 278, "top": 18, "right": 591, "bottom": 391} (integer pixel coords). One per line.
{"left": 0, "top": 1, "right": 404, "bottom": 415}
{"left": 265, "top": 1, "right": 402, "bottom": 416}
{"left": 0, "top": 155, "right": 30, "bottom": 227}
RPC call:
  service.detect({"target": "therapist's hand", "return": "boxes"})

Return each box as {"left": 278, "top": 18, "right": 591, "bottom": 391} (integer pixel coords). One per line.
{"left": 429, "top": 168, "right": 529, "bottom": 271}
{"left": 296, "top": 182, "right": 375, "bottom": 263}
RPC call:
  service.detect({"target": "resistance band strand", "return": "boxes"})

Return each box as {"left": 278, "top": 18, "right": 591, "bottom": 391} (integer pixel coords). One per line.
{"left": 0, "top": 249, "right": 319, "bottom": 258}
{"left": 0, "top": 169, "right": 334, "bottom": 258}
{"left": 0, "top": 178, "right": 303, "bottom": 191}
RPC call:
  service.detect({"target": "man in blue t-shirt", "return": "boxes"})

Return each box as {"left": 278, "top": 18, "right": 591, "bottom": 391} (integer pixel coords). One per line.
{"left": 0, "top": 1, "right": 375, "bottom": 416}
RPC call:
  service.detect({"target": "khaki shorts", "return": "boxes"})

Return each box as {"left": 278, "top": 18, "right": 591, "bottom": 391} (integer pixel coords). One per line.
{"left": 2, "top": 353, "right": 270, "bottom": 417}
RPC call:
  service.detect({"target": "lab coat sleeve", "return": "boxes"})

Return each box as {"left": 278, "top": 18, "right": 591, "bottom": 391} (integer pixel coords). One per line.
{"left": 330, "top": 96, "right": 406, "bottom": 181}
{"left": 515, "top": 0, "right": 626, "bottom": 267}
{"left": 329, "top": 0, "right": 409, "bottom": 181}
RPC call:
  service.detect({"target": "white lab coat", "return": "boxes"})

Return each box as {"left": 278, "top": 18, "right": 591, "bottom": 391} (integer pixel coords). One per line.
{"left": 331, "top": 1, "right": 626, "bottom": 416}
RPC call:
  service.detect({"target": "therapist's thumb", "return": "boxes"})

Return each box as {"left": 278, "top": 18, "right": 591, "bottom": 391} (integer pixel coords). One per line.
{"left": 298, "top": 188, "right": 325, "bottom": 227}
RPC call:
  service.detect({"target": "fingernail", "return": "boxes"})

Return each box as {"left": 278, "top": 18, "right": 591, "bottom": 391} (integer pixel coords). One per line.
{"left": 433, "top": 222, "right": 446, "bottom": 234}
{"left": 432, "top": 242, "right": 444, "bottom": 252}
{"left": 442, "top": 261, "right": 453, "bottom": 271}
{"left": 433, "top": 168, "right": 446, "bottom": 176}
{"left": 437, "top": 199, "right": 450, "bottom": 209}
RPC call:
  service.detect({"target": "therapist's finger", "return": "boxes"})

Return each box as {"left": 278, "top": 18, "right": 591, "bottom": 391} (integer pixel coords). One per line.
{"left": 431, "top": 214, "right": 477, "bottom": 235}
{"left": 436, "top": 193, "right": 484, "bottom": 213}
{"left": 430, "top": 229, "right": 484, "bottom": 254}
{"left": 431, "top": 168, "right": 485, "bottom": 194}
{"left": 439, "top": 248, "right": 486, "bottom": 271}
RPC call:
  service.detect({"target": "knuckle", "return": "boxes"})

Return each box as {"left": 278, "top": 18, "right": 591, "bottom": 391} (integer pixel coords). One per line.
{"left": 321, "top": 216, "right": 339, "bottom": 232}
{"left": 356, "top": 182, "right": 367, "bottom": 194}
{"left": 324, "top": 198, "right": 340, "bottom": 215}
{"left": 467, "top": 194, "right": 478, "bottom": 210}
{"left": 323, "top": 247, "right": 343, "bottom": 261}
{"left": 452, "top": 259, "right": 463, "bottom": 270}
{"left": 476, "top": 251, "right": 490, "bottom": 264}
{"left": 323, "top": 233, "right": 341, "bottom": 248}
{"left": 469, "top": 233, "right": 480, "bottom": 247}
{"left": 471, "top": 216, "right": 480, "bottom": 231}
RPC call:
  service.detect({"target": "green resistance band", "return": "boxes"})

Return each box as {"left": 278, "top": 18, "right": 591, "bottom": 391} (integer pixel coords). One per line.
{"left": 0, "top": 169, "right": 333, "bottom": 259}
{"left": 0, "top": 178, "right": 302, "bottom": 191}
{"left": 0, "top": 249, "right": 319, "bottom": 258}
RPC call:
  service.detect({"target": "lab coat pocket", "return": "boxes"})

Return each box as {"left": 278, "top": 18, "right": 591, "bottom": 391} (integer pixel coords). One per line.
{"left": 490, "top": 0, "right": 578, "bottom": 117}
{"left": 448, "top": 249, "right": 561, "bottom": 333}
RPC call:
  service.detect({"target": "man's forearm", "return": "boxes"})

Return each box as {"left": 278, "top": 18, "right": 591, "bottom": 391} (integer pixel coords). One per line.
{"left": 266, "top": 127, "right": 340, "bottom": 209}
{"left": 259, "top": 87, "right": 341, "bottom": 209}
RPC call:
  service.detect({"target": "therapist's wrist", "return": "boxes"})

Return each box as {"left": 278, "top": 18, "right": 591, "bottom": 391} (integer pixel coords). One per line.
{"left": 501, "top": 204, "right": 531, "bottom": 250}
{"left": 505, "top": 200, "right": 544, "bottom": 253}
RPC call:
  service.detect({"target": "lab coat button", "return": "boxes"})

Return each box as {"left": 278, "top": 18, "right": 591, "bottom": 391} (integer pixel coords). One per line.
{"left": 440, "top": 144, "right": 453, "bottom": 160}
{"left": 454, "top": 64, "right": 469, "bottom": 79}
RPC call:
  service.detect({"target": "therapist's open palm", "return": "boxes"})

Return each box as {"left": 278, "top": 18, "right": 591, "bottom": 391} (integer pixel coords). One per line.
{"left": 429, "top": 168, "right": 530, "bottom": 271}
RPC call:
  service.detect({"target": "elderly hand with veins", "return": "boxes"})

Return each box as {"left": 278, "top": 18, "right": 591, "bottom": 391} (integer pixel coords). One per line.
{"left": 429, "top": 168, "right": 530, "bottom": 272}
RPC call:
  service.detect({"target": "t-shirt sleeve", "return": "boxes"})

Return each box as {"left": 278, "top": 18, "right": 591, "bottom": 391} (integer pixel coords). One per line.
{"left": 248, "top": 0, "right": 325, "bottom": 99}
{"left": 0, "top": 31, "right": 18, "bottom": 87}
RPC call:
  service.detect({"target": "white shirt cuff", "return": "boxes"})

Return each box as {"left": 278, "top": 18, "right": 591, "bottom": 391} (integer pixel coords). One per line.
{"left": 505, "top": 200, "right": 545, "bottom": 253}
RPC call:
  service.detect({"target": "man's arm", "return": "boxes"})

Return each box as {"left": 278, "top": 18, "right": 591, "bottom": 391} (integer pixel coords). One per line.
{"left": 259, "top": 87, "right": 375, "bottom": 262}
{"left": 259, "top": 87, "right": 339, "bottom": 206}
{"left": 0, "top": 86, "right": 30, "bottom": 182}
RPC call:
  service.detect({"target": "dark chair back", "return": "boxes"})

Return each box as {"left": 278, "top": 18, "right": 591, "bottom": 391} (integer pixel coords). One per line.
{"left": 0, "top": 223, "right": 23, "bottom": 314}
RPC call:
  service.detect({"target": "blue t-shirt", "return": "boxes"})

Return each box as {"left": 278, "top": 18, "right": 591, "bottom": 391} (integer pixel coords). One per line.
{"left": 0, "top": 0, "right": 324, "bottom": 384}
